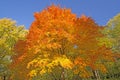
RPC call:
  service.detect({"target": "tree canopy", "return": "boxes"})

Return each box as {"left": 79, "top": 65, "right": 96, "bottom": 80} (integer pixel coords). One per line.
{"left": 10, "top": 5, "right": 119, "bottom": 80}
{"left": 0, "top": 18, "right": 27, "bottom": 80}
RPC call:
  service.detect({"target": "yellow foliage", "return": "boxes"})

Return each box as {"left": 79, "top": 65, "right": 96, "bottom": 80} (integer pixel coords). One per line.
{"left": 27, "top": 58, "right": 49, "bottom": 69}
{"left": 28, "top": 70, "right": 37, "bottom": 78}
{"left": 40, "top": 69, "right": 46, "bottom": 75}
{"left": 96, "top": 64, "right": 107, "bottom": 73}
{"left": 58, "top": 57, "right": 73, "bottom": 69}
{"left": 98, "top": 37, "right": 113, "bottom": 48}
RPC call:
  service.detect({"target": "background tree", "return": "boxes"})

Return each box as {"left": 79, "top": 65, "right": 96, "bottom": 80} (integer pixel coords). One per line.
{"left": 0, "top": 18, "right": 27, "bottom": 80}
{"left": 102, "top": 13, "right": 120, "bottom": 79}
{"left": 74, "top": 15, "right": 116, "bottom": 80}
{"left": 106, "top": 13, "right": 120, "bottom": 53}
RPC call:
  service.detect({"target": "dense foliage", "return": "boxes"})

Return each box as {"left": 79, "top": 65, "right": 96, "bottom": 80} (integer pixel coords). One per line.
{"left": 11, "top": 5, "right": 120, "bottom": 80}
{"left": 0, "top": 18, "right": 27, "bottom": 80}
{"left": 0, "top": 5, "right": 120, "bottom": 80}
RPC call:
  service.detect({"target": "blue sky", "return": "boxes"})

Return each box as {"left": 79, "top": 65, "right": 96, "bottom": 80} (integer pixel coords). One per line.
{"left": 0, "top": 0, "right": 120, "bottom": 29}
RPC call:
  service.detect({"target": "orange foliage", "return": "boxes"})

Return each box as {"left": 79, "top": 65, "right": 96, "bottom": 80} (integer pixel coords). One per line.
{"left": 11, "top": 40, "right": 27, "bottom": 66}
{"left": 11, "top": 5, "right": 115, "bottom": 79}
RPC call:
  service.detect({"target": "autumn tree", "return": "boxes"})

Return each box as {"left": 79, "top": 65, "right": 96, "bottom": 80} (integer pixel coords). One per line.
{"left": 74, "top": 15, "right": 116, "bottom": 80}
{"left": 12, "top": 5, "right": 116, "bottom": 80}
{"left": 0, "top": 18, "right": 27, "bottom": 80}
{"left": 12, "top": 5, "right": 76, "bottom": 80}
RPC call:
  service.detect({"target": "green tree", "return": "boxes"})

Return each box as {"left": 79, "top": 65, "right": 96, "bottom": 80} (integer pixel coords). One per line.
{"left": 102, "top": 13, "right": 120, "bottom": 79}
{"left": 0, "top": 18, "right": 27, "bottom": 80}
{"left": 107, "top": 14, "right": 120, "bottom": 52}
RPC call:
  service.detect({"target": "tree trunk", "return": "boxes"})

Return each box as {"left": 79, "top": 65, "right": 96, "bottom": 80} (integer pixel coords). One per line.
{"left": 92, "top": 70, "right": 101, "bottom": 80}
{"left": 3, "top": 75, "right": 6, "bottom": 80}
{"left": 61, "top": 69, "right": 65, "bottom": 80}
